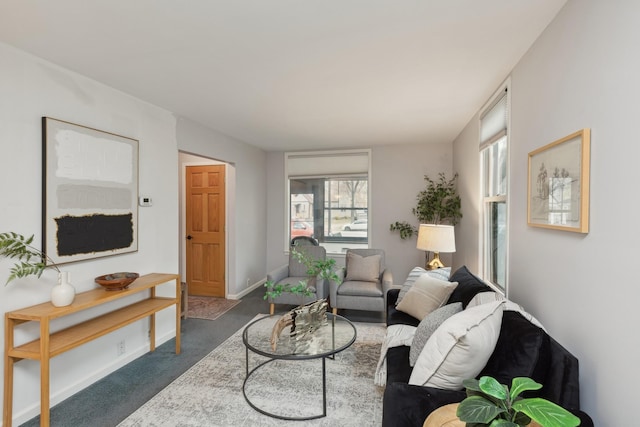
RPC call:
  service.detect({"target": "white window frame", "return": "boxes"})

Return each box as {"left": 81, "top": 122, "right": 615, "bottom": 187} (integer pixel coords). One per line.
{"left": 284, "top": 149, "right": 372, "bottom": 254}
{"left": 479, "top": 80, "right": 510, "bottom": 293}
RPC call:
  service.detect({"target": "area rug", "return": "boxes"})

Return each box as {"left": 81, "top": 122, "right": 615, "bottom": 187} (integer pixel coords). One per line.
{"left": 187, "top": 296, "right": 240, "bottom": 320}
{"left": 117, "top": 315, "right": 386, "bottom": 426}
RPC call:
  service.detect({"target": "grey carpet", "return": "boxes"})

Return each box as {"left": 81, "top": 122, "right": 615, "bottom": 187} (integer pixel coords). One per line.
{"left": 118, "top": 316, "right": 386, "bottom": 426}
{"left": 19, "top": 288, "right": 384, "bottom": 427}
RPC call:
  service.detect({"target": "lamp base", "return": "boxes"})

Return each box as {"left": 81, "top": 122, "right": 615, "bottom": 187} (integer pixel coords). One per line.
{"left": 426, "top": 252, "right": 446, "bottom": 270}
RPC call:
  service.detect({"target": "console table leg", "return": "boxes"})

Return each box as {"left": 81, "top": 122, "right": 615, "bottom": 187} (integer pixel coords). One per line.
{"left": 4, "top": 316, "right": 15, "bottom": 427}
{"left": 40, "top": 321, "right": 51, "bottom": 427}
{"left": 175, "top": 278, "right": 181, "bottom": 354}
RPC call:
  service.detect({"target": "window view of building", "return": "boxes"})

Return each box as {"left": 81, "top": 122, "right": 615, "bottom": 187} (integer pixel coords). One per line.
{"left": 289, "top": 177, "right": 368, "bottom": 252}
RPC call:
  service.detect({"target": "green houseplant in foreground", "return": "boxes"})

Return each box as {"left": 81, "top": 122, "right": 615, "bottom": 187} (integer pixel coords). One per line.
{"left": 0, "top": 232, "right": 60, "bottom": 284}
{"left": 457, "top": 376, "right": 580, "bottom": 427}
{"left": 264, "top": 247, "right": 341, "bottom": 304}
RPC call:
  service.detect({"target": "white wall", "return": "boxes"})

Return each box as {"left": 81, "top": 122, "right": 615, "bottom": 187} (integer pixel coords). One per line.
{"left": 453, "top": 1, "right": 640, "bottom": 423}
{"left": 0, "top": 43, "right": 179, "bottom": 425}
{"left": 176, "top": 118, "right": 267, "bottom": 297}
{"left": 266, "top": 142, "right": 454, "bottom": 281}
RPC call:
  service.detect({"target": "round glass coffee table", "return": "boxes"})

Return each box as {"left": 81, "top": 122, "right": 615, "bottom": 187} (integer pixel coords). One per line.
{"left": 242, "top": 313, "right": 356, "bottom": 420}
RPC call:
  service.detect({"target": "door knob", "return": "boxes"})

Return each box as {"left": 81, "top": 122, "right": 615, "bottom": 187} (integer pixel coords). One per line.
{"left": 186, "top": 235, "right": 192, "bottom": 240}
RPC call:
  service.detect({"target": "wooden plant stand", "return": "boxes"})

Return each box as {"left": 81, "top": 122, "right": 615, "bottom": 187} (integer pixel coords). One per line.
{"left": 3, "top": 273, "right": 181, "bottom": 427}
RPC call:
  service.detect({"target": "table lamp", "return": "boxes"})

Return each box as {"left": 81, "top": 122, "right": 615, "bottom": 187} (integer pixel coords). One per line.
{"left": 416, "top": 224, "right": 456, "bottom": 270}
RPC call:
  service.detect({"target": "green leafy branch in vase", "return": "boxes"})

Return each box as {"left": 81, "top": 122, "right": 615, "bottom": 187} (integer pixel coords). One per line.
{"left": 0, "top": 232, "right": 60, "bottom": 285}
{"left": 263, "top": 247, "right": 341, "bottom": 303}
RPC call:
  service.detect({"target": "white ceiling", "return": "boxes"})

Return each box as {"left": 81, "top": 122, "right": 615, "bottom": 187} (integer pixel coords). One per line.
{"left": 0, "top": 1, "right": 566, "bottom": 151}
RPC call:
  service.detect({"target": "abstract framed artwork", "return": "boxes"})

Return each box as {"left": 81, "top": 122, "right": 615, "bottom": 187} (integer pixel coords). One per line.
{"left": 527, "top": 128, "right": 590, "bottom": 233}
{"left": 42, "top": 117, "right": 139, "bottom": 265}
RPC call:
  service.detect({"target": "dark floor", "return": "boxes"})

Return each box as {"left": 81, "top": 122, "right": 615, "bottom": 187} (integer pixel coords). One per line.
{"left": 20, "top": 288, "right": 384, "bottom": 427}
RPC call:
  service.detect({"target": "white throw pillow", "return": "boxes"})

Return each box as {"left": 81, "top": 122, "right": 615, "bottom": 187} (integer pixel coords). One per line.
{"left": 396, "top": 275, "right": 458, "bottom": 320}
{"left": 408, "top": 300, "right": 504, "bottom": 390}
{"left": 397, "top": 267, "right": 451, "bottom": 305}
{"left": 467, "top": 291, "right": 545, "bottom": 331}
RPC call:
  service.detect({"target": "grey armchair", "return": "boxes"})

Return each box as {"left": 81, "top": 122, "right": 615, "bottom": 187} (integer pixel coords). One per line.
{"left": 266, "top": 246, "right": 328, "bottom": 315}
{"left": 330, "top": 249, "right": 392, "bottom": 314}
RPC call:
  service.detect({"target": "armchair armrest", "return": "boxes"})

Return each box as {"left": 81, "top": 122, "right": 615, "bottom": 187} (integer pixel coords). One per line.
{"left": 315, "top": 275, "right": 329, "bottom": 299}
{"left": 329, "top": 267, "right": 345, "bottom": 304}
{"left": 266, "top": 264, "right": 289, "bottom": 285}
{"left": 381, "top": 268, "right": 393, "bottom": 306}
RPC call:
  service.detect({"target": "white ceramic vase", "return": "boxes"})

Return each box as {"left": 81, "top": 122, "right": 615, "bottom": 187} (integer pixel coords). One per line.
{"left": 51, "top": 271, "right": 76, "bottom": 307}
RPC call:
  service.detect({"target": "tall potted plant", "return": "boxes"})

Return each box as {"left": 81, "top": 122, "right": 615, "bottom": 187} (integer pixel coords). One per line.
{"left": 390, "top": 172, "right": 462, "bottom": 239}
{"left": 0, "top": 232, "right": 75, "bottom": 307}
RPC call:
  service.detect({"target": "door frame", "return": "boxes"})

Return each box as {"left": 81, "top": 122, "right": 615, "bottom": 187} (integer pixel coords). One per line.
{"left": 179, "top": 154, "right": 232, "bottom": 298}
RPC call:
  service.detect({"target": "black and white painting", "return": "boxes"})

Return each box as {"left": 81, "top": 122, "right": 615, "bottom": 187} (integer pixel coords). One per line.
{"left": 527, "top": 129, "right": 590, "bottom": 233}
{"left": 42, "top": 117, "right": 139, "bottom": 265}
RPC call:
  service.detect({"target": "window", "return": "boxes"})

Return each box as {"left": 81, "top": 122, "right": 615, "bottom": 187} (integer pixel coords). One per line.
{"left": 286, "top": 150, "right": 370, "bottom": 253}
{"left": 480, "top": 86, "right": 509, "bottom": 291}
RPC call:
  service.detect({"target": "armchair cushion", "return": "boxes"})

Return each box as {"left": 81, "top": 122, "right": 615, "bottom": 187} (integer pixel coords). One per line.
{"left": 345, "top": 252, "right": 381, "bottom": 282}
{"left": 338, "top": 280, "right": 383, "bottom": 297}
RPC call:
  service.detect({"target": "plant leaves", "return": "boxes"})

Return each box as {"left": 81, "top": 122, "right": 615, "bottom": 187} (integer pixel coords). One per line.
{"left": 479, "top": 376, "right": 508, "bottom": 400}
{"left": 457, "top": 396, "right": 505, "bottom": 423}
{"left": 463, "top": 378, "right": 482, "bottom": 393}
{"left": 513, "top": 398, "right": 581, "bottom": 427}
{"left": 0, "top": 232, "right": 59, "bottom": 284}
{"left": 510, "top": 377, "right": 542, "bottom": 401}
{"left": 489, "top": 420, "right": 519, "bottom": 427}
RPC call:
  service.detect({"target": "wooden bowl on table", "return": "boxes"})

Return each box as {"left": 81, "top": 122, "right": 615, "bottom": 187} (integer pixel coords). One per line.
{"left": 95, "top": 272, "right": 140, "bottom": 291}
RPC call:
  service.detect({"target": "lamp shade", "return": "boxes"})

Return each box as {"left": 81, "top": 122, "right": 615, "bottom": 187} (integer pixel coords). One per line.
{"left": 416, "top": 224, "right": 456, "bottom": 253}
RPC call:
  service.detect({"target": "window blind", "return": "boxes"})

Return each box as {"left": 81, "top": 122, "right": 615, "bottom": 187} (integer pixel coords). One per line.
{"left": 286, "top": 150, "right": 370, "bottom": 178}
{"left": 479, "top": 89, "right": 508, "bottom": 151}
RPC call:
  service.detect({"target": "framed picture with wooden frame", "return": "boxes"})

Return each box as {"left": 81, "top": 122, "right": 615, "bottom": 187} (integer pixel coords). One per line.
{"left": 527, "top": 129, "right": 590, "bottom": 233}
{"left": 42, "top": 117, "right": 139, "bottom": 265}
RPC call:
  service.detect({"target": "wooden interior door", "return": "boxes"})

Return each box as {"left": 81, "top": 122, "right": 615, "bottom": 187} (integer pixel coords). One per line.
{"left": 186, "top": 165, "right": 226, "bottom": 297}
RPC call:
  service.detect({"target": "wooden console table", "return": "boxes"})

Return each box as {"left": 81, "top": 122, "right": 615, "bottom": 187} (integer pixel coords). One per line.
{"left": 3, "top": 272, "right": 181, "bottom": 427}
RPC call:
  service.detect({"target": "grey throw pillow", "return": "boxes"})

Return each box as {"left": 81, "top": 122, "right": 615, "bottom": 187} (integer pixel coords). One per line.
{"left": 345, "top": 252, "right": 381, "bottom": 282}
{"left": 409, "top": 302, "right": 463, "bottom": 367}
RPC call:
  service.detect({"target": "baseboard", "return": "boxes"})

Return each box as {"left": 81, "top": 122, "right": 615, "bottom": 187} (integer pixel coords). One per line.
{"left": 227, "top": 278, "right": 265, "bottom": 300}
{"left": 10, "top": 329, "right": 176, "bottom": 426}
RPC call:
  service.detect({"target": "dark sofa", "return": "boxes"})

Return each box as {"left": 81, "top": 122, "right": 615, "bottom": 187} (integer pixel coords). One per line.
{"left": 381, "top": 266, "right": 593, "bottom": 427}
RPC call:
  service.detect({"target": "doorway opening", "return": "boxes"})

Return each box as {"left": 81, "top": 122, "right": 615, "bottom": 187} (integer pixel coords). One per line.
{"left": 179, "top": 151, "right": 235, "bottom": 298}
